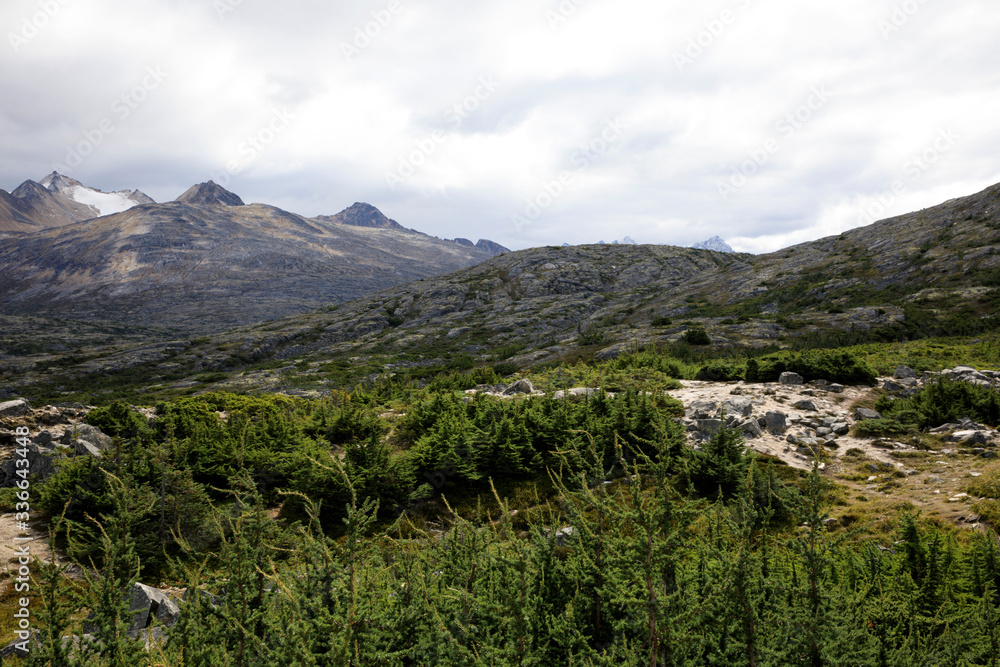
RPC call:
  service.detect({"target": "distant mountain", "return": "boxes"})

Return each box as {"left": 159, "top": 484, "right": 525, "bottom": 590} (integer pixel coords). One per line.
{"left": 175, "top": 181, "right": 245, "bottom": 206}
{"left": 40, "top": 172, "right": 154, "bottom": 217}
{"left": 0, "top": 172, "right": 153, "bottom": 231}
{"left": 0, "top": 181, "right": 502, "bottom": 333}
{"left": 691, "top": 236, "right": 735, "bottom": 253}
{"left": 314, "top": 202, "right": 405, "bottom": 230}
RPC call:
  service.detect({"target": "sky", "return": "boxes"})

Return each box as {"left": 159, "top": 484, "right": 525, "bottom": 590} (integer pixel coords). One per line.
{"left": 1, "top": 0, "right": 999, "bottom": 254}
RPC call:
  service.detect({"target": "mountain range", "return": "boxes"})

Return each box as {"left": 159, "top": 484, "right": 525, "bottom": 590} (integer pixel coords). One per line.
{"left": 0, "top": 174, "right": 508, "bottom": 332}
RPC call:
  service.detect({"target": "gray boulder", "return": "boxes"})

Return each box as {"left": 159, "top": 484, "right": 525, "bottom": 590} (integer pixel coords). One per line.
{"left": 854, "top": 408, "right": 882, "bottom": 421}
{"left": 61, "top": 424, "right": 114, "bottom": 453}
{"left": 893, "top": 366, "right": 917, "bottom": 379}
{"left": 696, "top": 419, "right": 723, "bottom": 436}
{"left": 0, "top": 442, "right": 59, "bottom": 487}
{"left": 688, "top": 400, "right": 718, "bottom": 419}
{"left": 0, "top": 398, "right": 31, "bottom": 418}
{"left": 85, "top": 583, "right": 181, "bottom": 640}
{"left": 740, "top": 419, "right": 763, "bottom": 439}
{"left": 503, "top": 379, "right": 537, "bottom": 395}
{"left": 0, "top": 629, "right": 41, "bottom": 658}
{"left": 779, "top": 372, "right": 804, "bottom": 385}
{"left": 764, "top": 412, "right": 787, "bottom": 435}
{"left": 720, "top": 397, "right": 753, "bottom": 417}
{"left": 792, "top": 399, "right": 818, "bottom": 412}
{"left": 833, "top": 422, "right": 851, "bottom": 436}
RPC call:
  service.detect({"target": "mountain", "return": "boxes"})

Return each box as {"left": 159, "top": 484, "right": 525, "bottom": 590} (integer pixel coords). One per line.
{"left": 691, "top": 236, "right": 735, "bottom": 253}
{"left": 314, "top": 202, "right": 405, "bottom": 230}
{"left": 0, "top": 172, "right": 154, "bottom": 232}
{"left": 6, "top": 179, "right": 1000, "bottom": 401}
{"left": 39, "top": 172, "right": 154, "bottom": 217}
{"left": 317, "top": 204, "right": 509, "bottom": 256}
{"left": 175, "top": 181, "right": 245, "bottom": 206}
{"left": 0, "top": 182, "right": 502, "bottom": 333}
{"left": 41, "top": 178, "right": 997, "bottom": 397}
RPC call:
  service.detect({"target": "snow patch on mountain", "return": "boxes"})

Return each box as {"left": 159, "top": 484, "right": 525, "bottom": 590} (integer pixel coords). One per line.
{"left": 40, "top": 172, "right": 153, "bottom": 218}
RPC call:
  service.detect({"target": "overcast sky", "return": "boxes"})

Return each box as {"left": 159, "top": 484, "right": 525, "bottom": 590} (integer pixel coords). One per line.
{"left": 2, "top": 0, "right": 999, "bottom": 253}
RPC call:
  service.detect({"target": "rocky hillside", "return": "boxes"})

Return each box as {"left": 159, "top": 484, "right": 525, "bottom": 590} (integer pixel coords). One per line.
{"left": 4, "top": 180, "right": 1000, "bottom": 401}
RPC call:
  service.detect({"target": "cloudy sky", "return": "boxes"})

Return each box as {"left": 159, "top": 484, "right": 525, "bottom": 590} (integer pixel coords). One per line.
{"left": 2, "top": 0, "right": 999, "bottom": 253}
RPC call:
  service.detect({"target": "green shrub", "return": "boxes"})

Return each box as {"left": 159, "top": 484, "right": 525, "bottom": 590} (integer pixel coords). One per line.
{"left": 696, "top": 360, "right": 744, "bottom": 382}
{"left": 682, "top": 327, "right": 711, "bottom": 346}
{"left": 876, "top": 378, "right": 1000, "bottom": 429}
{"left": 747, "top": 350, "right": 877, "bottom": 385}
{"left": 85, "top": 400, "right": 153, "bottom": 441}
{"left": 609, "top": 351, "right": 682, "bottom": 378}
{"left": 492, "top": 362, "right": 519, "bottom": 377}
{"left": 853, "top": 418, "right": 914, "bottom": 437}
{"left": 651, "top": 316, "right": 673, "bottom": 327}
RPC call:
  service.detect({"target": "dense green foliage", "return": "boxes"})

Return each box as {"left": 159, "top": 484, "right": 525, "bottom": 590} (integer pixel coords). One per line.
{"left": 745, "top": 349, "right": 878, "bottom": 385}
{"left": 875, "top": 378, "right": 1000, "bottom": 430}
{"left": 26, "top": 443, "right": 1000, "bottom": 666}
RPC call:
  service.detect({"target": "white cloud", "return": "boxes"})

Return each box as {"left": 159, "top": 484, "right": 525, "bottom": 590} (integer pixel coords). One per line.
{"left": 1, "top": 0, "right": 999, "bottom": 251}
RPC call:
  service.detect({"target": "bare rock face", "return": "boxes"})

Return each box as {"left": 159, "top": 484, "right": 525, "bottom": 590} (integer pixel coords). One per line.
{"left": 175, "top": 181, "right": 245, "bottom": 206}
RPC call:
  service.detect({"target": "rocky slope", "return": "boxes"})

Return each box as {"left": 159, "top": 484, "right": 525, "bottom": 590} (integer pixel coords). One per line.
{"left": 4, "top": 180, "right": 1000, "bottom": 400}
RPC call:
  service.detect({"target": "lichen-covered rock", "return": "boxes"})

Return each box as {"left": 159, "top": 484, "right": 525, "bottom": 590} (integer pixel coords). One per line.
{"left": 779, "top": 372, "right": 804, "bottom": 385}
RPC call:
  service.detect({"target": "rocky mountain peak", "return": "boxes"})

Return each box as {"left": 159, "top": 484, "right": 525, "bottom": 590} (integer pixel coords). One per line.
{"left": 319, "top": 202, "right": 405, "bottom": 230}
{"left": 175, "top": 181, "right": 245, "bottom": 207}
{"left": 691, "top": 236, "right": 735, "bottom": 253}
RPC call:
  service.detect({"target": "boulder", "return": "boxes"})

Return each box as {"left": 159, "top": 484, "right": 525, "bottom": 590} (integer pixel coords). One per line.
{"left": 854, "top": 408, "right": 882, "bottom": 421}
{"left": 0, "top": 442, "right": 59, "bottom": 487}
{"left": 61, "top": 424, "right": 114, "bottom": 453}
{"left": 893, "top": 366, "right": 917, "bottom": 379}
{"left": 740, "top": 419, "right": 763, "bottom": 439}
{"left": 0, "top": 398, "right": 31, "bottom": 418}
{"left": 832, "top": 422, "right": 850, "bottom": 436}
{"left": 554, "top": 526, "right": 576, "bottom": 547}
{"left": 792, "top": 399, "right": 818, "bottom": 412}
{"left": 950, "top": 430, "right": 988, "bottom": 446}
{"left": 503, "top": 379, "right": 536, "bottom": 396}
{"left": 882, "top": 379, "right": 906, "bottom": 392}
{"left": 0, "top": 629, "right": 41, "bottom": 658}
{"left": 696, "top": 419, "right": 724, "bottom": 436}
{"left": 720, "top": 397, "right": 753, "bottom": 417}
{"left": 779, "top": 372, "right": 804, "bottom": 385}
{"left": 827, "top": 383, "right": 845, "bottom": 393}
{"left": 688, "top": 400, "right": 718, "bottom": 420}
{"left": 86, "top": 583, "right": 181, "bottom": 639}
{"left": 764, "top": 412, "right": 787, "bottom": 435}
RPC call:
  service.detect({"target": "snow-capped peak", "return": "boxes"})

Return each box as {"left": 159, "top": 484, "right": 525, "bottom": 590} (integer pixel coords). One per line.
{"left": 40, "top": 172, "right": 154, "bottom": 218}
{"left": 691, "top": 236, "right": 735, "bottom": 253}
